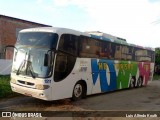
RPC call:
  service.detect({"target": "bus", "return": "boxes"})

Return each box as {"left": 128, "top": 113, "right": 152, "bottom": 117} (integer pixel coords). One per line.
{"left": 8, "top": 27, "right": 155, "bottom": 101}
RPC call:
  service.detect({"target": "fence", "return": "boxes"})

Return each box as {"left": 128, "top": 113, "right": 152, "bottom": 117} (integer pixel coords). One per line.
{"left": 0, "top": 59, "right": 12, "bottom": 75}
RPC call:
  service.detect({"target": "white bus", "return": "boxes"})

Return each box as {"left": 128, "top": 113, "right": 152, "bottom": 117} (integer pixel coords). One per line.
{"left": 8, "top": 27, "right": 155, "bottom": 101}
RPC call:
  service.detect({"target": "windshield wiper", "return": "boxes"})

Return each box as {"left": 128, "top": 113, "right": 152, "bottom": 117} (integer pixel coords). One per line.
{"left": 16, "top": 60, "right": 36, "bottom": 79}
{"left": 16, "top": 60, "right": 25, "bottom": 75}
{"left": 26, "top": 61, "right": 36, "bottom": 79}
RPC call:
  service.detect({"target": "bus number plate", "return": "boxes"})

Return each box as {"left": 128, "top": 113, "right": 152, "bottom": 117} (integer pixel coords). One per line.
{"left": 45, "top": 80, "right": 51, "bottom": 83}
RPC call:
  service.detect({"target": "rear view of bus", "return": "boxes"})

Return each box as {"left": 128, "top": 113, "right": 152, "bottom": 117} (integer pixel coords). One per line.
{"left": 10, "top": 27, "right": 59, "bottom": 100}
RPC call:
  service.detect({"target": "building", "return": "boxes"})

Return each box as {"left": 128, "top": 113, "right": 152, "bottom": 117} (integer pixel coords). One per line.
{"left": 0, "top": 15, "right": 51, "bottom": 59}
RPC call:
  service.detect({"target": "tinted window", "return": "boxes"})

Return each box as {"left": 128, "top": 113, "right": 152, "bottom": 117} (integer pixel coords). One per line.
{"left": 100, "top": 41, "right": 111, "bottom": 59}
{"left": 135, "top": 48, "right": 151, "bottom": 62}
{"left": 114, "top": 44, "right": 121, "bottom": 59}
{"left": 127, "top": 46, "right": 134, "bottom": 60}
{"left": 79, "top": 36, "right": 101, "bottom": 58}
{"left": 121, "top": 46, "right": 133, "bottom": 60}
{"left": 79, "top": 35, "right": 155, "bottom": 62}
{"left": 58, "top": 34, "right": 78, "bottom": 56}
{"left": 110, "top": 43, "right": 116, "bottom": 59}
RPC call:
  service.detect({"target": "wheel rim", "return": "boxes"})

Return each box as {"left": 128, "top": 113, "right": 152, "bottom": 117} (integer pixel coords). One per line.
{"left": 130, "top": 78, "right": 134, "bottom": 88}
{"left": 138, "top": 78, "right": 142, "bottom": 86}
{"left": 74, "top": 84, "right": 82, "bottom": 98}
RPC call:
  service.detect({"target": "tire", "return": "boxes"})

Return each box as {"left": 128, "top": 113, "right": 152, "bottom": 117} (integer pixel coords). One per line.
{"left": 71, "top": 82, "right": 84, "bottom": 101}
{"left": 137, "top": 77, "right": 143, "bottom": 87}
{"left": 129, "top": 77, "right": 135, "bottom": 88}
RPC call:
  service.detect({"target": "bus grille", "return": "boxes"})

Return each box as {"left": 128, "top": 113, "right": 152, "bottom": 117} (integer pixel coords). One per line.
{"left": 17, "top": 80, "right": 35, "bottom": 86}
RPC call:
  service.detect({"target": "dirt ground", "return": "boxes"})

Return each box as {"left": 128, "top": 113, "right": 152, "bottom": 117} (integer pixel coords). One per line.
{"left": 0, "top": 80, "right": 160, "bottom": 120}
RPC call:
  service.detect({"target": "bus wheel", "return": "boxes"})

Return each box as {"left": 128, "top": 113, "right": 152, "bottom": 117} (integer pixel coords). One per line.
{"left": 72, "top": 82, "right": 84, "bottom": 101}
{"left": 129, "top": 77, "right": 135, "bottom": 88}
{"left": 137, "top": 77, "right": 143, "bottom": 87}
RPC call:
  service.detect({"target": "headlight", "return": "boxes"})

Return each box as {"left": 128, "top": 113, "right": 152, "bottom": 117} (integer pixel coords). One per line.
{"left": 35, "top": 84, "right": 50, "bottom": 90}
{"left": 11, "top": 78, "right": 16, "bottom": 84}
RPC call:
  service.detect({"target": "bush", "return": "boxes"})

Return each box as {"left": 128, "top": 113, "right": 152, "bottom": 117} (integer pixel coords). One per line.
{"left": 153, "top": 74, "right": 160, "bottom": 81}
{"left": 0, "top": 75, "right": 19, "bottom": 98}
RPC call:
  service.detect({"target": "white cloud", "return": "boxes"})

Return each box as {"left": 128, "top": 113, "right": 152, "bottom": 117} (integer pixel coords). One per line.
{"left": 39, "top": 0, "right": 160, "bottom": 47}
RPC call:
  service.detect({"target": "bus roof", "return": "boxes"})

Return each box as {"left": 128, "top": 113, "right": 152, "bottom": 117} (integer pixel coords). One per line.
{"left": 20, "top": 27, "right": 154, "bottom": 51}
{"left": 20, "top": 27, "right": 91, "bottom": 37}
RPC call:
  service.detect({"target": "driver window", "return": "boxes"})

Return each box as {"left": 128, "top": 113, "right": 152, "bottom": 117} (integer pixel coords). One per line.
{"left": 54, "top": 52, "right": 76, "bottom": 82}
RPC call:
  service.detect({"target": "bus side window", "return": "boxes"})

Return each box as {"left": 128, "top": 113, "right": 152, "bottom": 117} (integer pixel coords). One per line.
{"left": 100, "top": 42, "right": 111, "bottom": 59}
{"left": 110, "top": 43, "right": 116, "bottom": 59}
{"left": 58, "top": 34, "right": 78, "bottom": 56}
{"left": 126, "top": 46, "right": 133, "bottom": 60}
{"left": 131, "top": 47, "right": 135, "bottom": 61}
{"left": 135, "top": 48, "right": 141, "bottom": 61}
{"left": 135, "top": 48, "right": 151, "bottom": 62}
{"left": 114, "top": 44, "right": 121, "bottom": 60}
{"left": 121, "top": 45, "right": 127, "bottom": 60}
{"left": 79, "top": 36, "right": 87, "bottom": 57}
{"left": 79, "top": 36, "right": 98, "bottom": 58}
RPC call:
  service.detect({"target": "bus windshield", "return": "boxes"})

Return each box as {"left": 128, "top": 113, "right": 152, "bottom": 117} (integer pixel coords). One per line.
{"left": 12, "top": 32, "right": 58, "bottom": 78}
{"left": 17, "top": 32, "right": 58, "bottom": 49}
{"left": 12, "top": 48, "right": 53, "bottom": 78}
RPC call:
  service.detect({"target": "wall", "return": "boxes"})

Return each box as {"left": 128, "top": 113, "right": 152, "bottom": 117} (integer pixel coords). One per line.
{"left": 0, "top": 18, "right": 4, "bottom": 58}
{"left": 0, "top": 59, "right": 12, "bottom": 75}
{"left": 0, "top": 15, "right": 50, "bottom": 59}
{"left": 0, "top": 17, "right": 41, "bottom": 46}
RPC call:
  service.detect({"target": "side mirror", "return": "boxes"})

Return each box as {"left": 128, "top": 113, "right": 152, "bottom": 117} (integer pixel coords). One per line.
{"left": 44, "top": 50, "right": 53, "bottom": 67}
{"left": 51, "top": 48, "right": 58, "bottom": 53}
{"left": 44, "top": 53, "right": 49, "bottom": 66}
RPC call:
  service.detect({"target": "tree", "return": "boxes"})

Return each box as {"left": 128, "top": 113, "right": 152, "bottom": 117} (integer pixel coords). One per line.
{"left": 155, "top": 47, "right": 160, "bottom": 65}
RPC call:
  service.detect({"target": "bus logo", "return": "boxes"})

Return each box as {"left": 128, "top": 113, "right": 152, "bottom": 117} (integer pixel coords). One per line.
{"left": 2, "top": 112, "right": 11, "bottom": 117}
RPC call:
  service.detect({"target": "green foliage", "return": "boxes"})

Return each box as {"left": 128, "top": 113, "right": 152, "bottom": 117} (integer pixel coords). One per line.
{"left": 0, "top": 75, "right": 19, "bottom": 98}
{"left": 153, "top": 74, "right": 160, "bottom": 80}
{"left": 155, "top": 48, "right": 160, "bottom": 64}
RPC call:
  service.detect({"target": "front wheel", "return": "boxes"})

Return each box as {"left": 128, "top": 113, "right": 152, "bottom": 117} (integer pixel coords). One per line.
{"left": 72, "top": 82, "right": 84, "bottom": 101}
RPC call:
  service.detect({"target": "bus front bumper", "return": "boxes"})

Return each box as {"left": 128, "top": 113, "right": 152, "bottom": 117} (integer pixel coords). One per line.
{"left": 10, "top": 83, "right": 52, "bottom": 101}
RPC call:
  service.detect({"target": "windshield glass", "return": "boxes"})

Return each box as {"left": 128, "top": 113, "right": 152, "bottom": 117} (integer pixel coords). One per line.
{"left": 17, "top": 32, "right": 58, "bottom": 49}
{"left": 12, "top": 47, "right": 53, "bottom": 78}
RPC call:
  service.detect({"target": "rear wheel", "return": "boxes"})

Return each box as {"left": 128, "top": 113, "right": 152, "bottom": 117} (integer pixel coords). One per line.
{"left": 137, "top": 77, "right": 143, "bottom": 87}
{"left": 129, "top": 77, "right": 135, "bottom": 88}
{"left": 72, "top": 82, "right": 84, "bottom": 101}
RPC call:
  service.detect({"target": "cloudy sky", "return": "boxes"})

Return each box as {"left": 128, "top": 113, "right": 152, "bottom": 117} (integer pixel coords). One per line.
{"left": 0, "top": 0, "right": 160, "bottom": 48}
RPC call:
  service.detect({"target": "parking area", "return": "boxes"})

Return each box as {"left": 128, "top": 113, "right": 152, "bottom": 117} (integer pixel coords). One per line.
{"left": 0, "top": 80, "right": 160, "bottom": 119}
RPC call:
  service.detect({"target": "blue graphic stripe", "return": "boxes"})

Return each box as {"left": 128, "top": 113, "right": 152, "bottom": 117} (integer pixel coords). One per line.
{"left": 91, "top": 59, "right": 117, "bottom": 92}
{"left": 91, "top": 59, "right": 99, "bottom": 85}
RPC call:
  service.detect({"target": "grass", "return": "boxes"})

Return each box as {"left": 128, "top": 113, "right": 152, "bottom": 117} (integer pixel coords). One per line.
{"left": 0, "top": 75, "right": 19, "bottom": 98}
{"left": 153, "top": 74, "right": 160, "bottom": 80}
